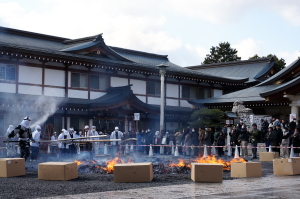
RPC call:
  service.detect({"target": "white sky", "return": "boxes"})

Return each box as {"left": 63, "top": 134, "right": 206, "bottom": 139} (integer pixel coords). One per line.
{"left": 0, "top": 0, "right": 300, "bottom": 67}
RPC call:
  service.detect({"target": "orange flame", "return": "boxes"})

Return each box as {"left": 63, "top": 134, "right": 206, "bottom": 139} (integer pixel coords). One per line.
{"left": 170, "top": 159, "right": 190, "bottom": 168}
{"left": 74, "top": 160, "right": 83, "bottom": 166}
{"left": 192, "top": 155, "right": 246, "bottom": 170}
{"left": 102, "top": 157, "right": 125, "bottom": 173}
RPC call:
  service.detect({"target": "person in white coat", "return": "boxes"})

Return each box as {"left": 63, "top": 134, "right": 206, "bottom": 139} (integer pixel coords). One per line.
{"left": 91, "top": 126, "right": 99, "bottom": 155}
{"left": 50, "top": 132, "right": 59, "bottom": 157}
{"left": 6, "top": 125, "right": 16, "bottom": 157}
{"left": 110, "top": 127, "right": 123, "bottom": 155}
{"left": 58, "top": 129, "right": 71, "bottom": 159}
{"left": 30, "top": 125, "right": 41, "bottom": 161}
{"left": 68, "top": 127, "right": 77, "bottom": 158}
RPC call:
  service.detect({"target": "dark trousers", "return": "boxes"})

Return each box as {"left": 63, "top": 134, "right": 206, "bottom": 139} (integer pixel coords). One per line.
{"left": 69, "top": 144, "right": 77, "bottom": 157}
{"left": 60, "top": 148, "right": 69, "bottom": 158}
{"left": 252, "top": 142, "right": 257, "bottom": 158}
{"left": 31, "top": 146, "right": 39, "bottom": 160}
{"left": 21, "top": 147, "right": 30, "bottom": 161}
{"left": 217, "top": 145, "right": 224, "bottom": 156}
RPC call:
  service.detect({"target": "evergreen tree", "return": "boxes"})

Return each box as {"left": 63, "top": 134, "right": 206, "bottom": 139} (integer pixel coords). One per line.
{"left": 202, "top": 42, "right": 241, "bottom": 64}
{"left": 249, "top": 54, "right": 286, "bottom": 70}
{"left": 191, "top": 108, "right": 224, "bottom": 128}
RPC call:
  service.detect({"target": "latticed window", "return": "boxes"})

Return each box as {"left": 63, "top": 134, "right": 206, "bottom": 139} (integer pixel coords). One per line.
{"left": 0, "top": 64, "right": 16, "bottom": 81}
{"left": 90, "top": 75, "right": 109, "bottom": 90}
{"left": 71, "top": 73, "right": 87, "bottom": 88}
{"left": 147, "top": 81, "right": 161, "bottom": 95}
{"left": 182, "top": 85, "right": 197, "bottom": 99}
{"left": 199, "top": 87, "right": 211, "bottom": 99}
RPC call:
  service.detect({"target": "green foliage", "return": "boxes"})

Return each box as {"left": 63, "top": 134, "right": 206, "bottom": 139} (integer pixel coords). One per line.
{"left": 202, "top": 42, "right": 241, "bottom": 64}
{"left": 191, "top": 108, "right": 224, "bottom": 128}
{"left": 249, "top": 54, "right": 286, "bottom": 70}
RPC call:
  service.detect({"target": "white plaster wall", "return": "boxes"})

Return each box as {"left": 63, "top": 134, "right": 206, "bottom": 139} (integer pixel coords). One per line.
{"left": 213, "top": 89, "right": 223, "bottom": 97}
{"left": 44, "top": 87, "right": 65, "bottom": 97}
{"left": 166, "top": 98, "right": 179, "bottom": 106}
{"left": 18, "top": 85, "right": 42, "bottom": 95}
{"left": 166, "top": 83, "right": 179, "bottom": 98}
{"left": 0, "top": 83, "right": 16, "bottom": 93}
{"left": 19, "top": 65, "right": 42, "bottom": 84}
{"left": 90, "top": 91, "right": 106, "bottom": 99}
{"left": 137, "top": 95, "right": 146, "bottom": 103}
{"left": 180, "top": 100, "right": 192, "bottom": 107}
{"left": 111, "top": 77, "right": 128, "bottom": 87}
{"left": 45, "top": 69, "right": 65, "bottom": 87}
{"left": 68, "top": 89, "right": 88, "bottom": 99}
{"left": 148, "top": 97, "right": 160, "bottom": 105}
{"left": 166, "top": 122, "right": 179, "bottom": 130}
{"left": 130, "top": 79, "right": 146, "bottom": 95}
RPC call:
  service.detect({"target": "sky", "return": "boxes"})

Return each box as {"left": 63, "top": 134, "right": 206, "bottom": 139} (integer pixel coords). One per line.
{"left": 0, "top": 0, "right": 300, "bottom": 67}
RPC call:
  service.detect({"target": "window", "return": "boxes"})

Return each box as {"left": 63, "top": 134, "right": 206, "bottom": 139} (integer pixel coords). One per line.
{"left": 182, "top": 85, "right": 197, "bottom": 99}
{"left": 53, "top": 117, "right": 62, "bottom": 134}
{"left": 71, "top": 73, "right": 87, "bottom": 88}
{"left": 0, "top": 64, "right": 16, "bottom": 81}
{"left": 90, "top": 75, "right": 109, "bottom": 90}
{"left": 147, "top": 81, "right": 161, "bottom": 95}
{"left": 199, "top": 87, "right": 211, "bottom": 99}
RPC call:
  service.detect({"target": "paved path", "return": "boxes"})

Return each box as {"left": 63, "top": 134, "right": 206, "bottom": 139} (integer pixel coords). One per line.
{"left": 42, "top": 174, "right": 300, "bottom": 199}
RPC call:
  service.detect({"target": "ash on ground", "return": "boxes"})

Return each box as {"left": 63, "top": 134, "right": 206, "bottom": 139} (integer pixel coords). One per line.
{"left": 0, "top": 156, "right": 274, "bottom": 199}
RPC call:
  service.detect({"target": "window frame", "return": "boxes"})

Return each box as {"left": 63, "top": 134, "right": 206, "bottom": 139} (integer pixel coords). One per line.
{"left": 71, "top": 72, "right": 88, "bottom": 89}
{"left": 90, "top": 74, "right": 110, "bottom": 91}
{"left": 0, "top": 64, "right": 16, "bottom": 82}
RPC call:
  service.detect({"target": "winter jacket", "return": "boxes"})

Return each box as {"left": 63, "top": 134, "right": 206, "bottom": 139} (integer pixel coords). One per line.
{"left": 204, "top": 128, "right": 212, "bottom": 146}
{"left": 230, "top": 129, "right": 239, "bottom": 146}
{"left": 249, "top": 129, "right": 260, "bottom": 142}
{"left": 184, "top": 133, "right": 192, "bottom": 146}
{"left": 238, "top": 128, "right": 249, "bottom": 141}
{"left": 191, "top": 131, "right": 199, "bottom": 146}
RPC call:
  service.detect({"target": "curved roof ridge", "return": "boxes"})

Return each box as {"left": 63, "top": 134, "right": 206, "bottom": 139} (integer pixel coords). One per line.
{"left": 256, "top": 57, "right": 300, "bottom": 87}
{"left": 186, "top": 57, "right": 271, "bottom": 69}
{"left": 110, "top": 46, "right": 168, "bottom": 60}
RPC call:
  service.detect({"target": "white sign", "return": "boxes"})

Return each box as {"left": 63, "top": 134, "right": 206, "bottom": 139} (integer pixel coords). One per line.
{"left": 249, "top": 115, "right": 254, "bottom": 124}
{"left": 290, "top": 114, "right": 297, "bottom": 122}
{"left": 134, "top": 113, "right": 140, "bottom": 121}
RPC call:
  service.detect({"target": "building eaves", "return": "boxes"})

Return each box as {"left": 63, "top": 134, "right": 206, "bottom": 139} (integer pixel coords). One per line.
{"left": 0, "top": 42, "right": 248, "bottom": 83}
{"left": 188, "top": 84, "right": 280, "bottom": 105}
{"left": 260, "top": 75, "right": 300, "bottom": 98}
{"left": 257, "top": 58, "right": 300, "bottom": 86}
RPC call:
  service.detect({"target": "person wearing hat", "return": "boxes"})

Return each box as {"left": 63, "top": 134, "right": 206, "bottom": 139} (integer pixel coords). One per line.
{"left": 58, "top": 129, "right": 71, "bottom": 159}
{"left": 50, "top": 132, "right": 59, "bottom": 158}
{"left": 83, "top": 125, "right": 93, "bottom": 158}
{"left": 248, "top": 123, "right": 260, "bottom": 159}
{"left": 68, "top": 127, "right": 77, "bottom": 158}
{"left": 6, "top": 116, "right": 35, "bottom": 161}
{"left": 30, "top": 125, "right": 42, "bottom": 161}
{"left": 110, "top": 127, "right": 123, "bottom": 155}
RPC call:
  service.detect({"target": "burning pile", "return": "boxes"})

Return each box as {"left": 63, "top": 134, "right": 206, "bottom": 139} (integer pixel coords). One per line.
{"left": 74, "top": 155, "right": 246, "bottom": 174}
{"left": 193, "top": 155, "right": 246, "bottom": 170}
{"left": 74, "top": 157, "right": 134, "bottom": 174}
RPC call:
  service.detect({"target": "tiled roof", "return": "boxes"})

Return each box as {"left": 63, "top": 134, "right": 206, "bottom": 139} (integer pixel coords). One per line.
{"left": 0, "top": 26, "right": 247, "bottom": 83}
{"left": 186, "top": 58, "right": 276, "bottom": 83}
{"left": 188, "top": 84, "right": 280, "bottom": 105}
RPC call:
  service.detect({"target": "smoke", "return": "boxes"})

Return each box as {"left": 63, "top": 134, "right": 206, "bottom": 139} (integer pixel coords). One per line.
{"left": 30, "top": 95, "right": 62, "bottom": 128}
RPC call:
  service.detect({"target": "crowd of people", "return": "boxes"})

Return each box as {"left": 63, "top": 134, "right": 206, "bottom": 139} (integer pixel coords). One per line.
{"left": 4, "top": 116, "right": 300, "bottom": 162}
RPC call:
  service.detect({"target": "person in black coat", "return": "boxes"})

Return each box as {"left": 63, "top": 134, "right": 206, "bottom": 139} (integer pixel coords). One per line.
{"left": 230, "top": 126, "right": 240, "bottom": 156}
{"left": 238, "top": 124, "right": 249, "bottom": 157}
{"left": 289, "top": 118, "right": 297, "bottom": 130}
{"left": 291, "top": 127, "right": 300, "bottom": 154}
{"left": 144, "top": 128, "right": 154, "bottom": 155}
{"left": 191, "top": 128, "right": 199, "bottom": 156}
{"left": 272, "top": 124, "right": 283, "bottom": 155}
{"left": 216, "top": 131, "right": 225, "bottom": 156}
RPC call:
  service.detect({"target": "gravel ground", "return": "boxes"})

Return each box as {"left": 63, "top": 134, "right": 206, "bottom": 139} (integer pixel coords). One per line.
{"left": 0, "top": 157, "right": 274, "bottom": 199}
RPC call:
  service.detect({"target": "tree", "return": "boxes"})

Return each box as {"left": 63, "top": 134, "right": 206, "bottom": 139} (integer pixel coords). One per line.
{"left": 202, "top": 42, "right": 241, "bottom": 64}
{"left": 249, "top": 54, "right": 286, "bottom": 70}
{"left": 191, "top": 108, "right": 224, "bottom": 128}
